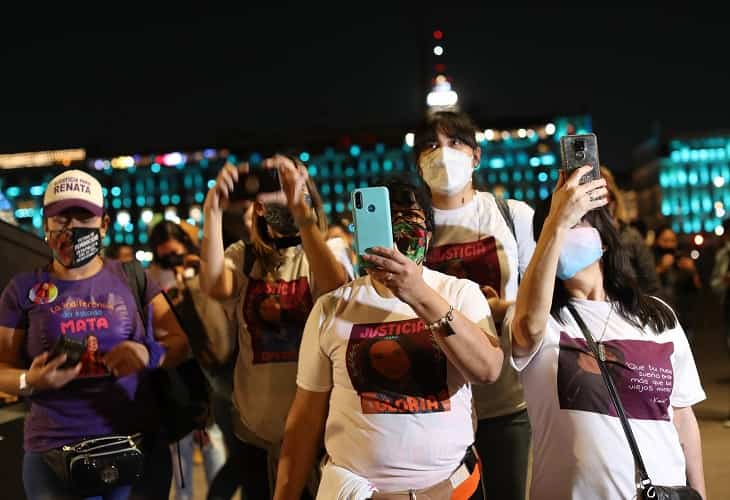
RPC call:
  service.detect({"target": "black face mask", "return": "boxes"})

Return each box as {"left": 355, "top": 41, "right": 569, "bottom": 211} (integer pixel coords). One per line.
{"left": 51, "top": 227, "right": 102, "bottom": 269}
{"left": 156, "top": 253, "right": 185, "bottom": 269}
{"left": 272, "top": 235, "right": 302, "bottom": 249}
{"left": 263, "top": 204, "right": 299, "bottom": 236}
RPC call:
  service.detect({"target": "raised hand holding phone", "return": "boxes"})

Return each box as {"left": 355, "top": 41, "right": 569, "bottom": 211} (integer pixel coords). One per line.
{"left": 548, "top": 166, "right": 609, "bottom": 230}
{"left": 204, "top": 161, "right": 242, "bottom": 215}
{"left": 559, "top": 133, "right": 601, "bottom": 185}
{"left": 228, "top": 155, "right": 281, "bottom": 202}
{"left": 257, "top": 155, "right": 313, "bottom": 222}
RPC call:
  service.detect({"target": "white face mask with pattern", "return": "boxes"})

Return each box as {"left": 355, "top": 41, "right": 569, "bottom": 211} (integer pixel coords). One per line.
{"left": 420, "top": 147, "right": 474, "bottom": 195}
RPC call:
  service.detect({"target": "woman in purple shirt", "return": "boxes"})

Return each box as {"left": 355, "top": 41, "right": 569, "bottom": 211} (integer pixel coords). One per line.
{"left": 0, "top": 170, "right": 189, "bottom": 500}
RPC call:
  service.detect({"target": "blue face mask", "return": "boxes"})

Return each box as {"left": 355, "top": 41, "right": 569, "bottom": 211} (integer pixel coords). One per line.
{"left": 556, "top": 227, "right": 603, "bottom": 280}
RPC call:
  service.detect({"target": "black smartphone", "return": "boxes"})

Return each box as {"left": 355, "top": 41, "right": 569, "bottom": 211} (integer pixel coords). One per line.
{"left": 48, "top": 335, "right": 87, "bottom": 368}
{"left": 229, "top": 165, "right": 282, "bottom": 202}
{"left": 559, "top": 133, "right": 601, "bottom": 184}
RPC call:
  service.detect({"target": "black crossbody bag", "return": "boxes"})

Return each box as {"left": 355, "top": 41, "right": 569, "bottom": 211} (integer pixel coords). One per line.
{"left": 566, "top": 304, "right": 701, "bottom": 500}
{"left": 42, "top": 433, "right": 145, "bottom": 496}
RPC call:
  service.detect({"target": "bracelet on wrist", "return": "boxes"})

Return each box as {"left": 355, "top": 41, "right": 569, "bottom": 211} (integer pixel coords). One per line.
{"left": 19, "top": 371, "right": 34, "bottom": 397}
{"left": 426, "top": 305, "right": 456, "bottom": 336}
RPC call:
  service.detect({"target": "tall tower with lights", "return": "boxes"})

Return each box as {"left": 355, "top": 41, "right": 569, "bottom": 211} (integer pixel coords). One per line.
{"left": 426, "top": 29, "right": 459, "bottom": 114}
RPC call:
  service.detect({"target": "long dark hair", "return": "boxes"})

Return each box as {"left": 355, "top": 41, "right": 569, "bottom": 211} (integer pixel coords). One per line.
{"left": 533, "top": 200, "right": 677, "bottom": 333}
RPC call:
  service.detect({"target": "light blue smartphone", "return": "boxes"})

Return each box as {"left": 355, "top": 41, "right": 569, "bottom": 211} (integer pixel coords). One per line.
{"left": 351, "top": 187, "right": 394, "bottom": 265}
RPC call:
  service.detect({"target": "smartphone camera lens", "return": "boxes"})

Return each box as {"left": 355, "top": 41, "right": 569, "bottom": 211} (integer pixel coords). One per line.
{"left": 355, "top": 192, "right": 363, "bottom": 209}
{"left": 367, "top": 204, "right": 376, "bottom": 213}
{"left": 574, "top": 140, "right": 585, "bottom": 152}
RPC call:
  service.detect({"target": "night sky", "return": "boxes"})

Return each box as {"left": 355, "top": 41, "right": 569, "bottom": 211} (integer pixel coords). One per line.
{"left": 2, "top": 6, "right": 729, "bottom": 178}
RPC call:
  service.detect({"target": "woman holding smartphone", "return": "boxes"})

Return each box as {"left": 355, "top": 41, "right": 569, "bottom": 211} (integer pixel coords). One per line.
{"left": 0, "top": 170, "right": 189, "bottom": 499}
{"left": 414, "top": 111, "right": 536, "bottom": 500}
{"left": 199, "top": 155, "right": 353, "bottom": 499}
{"left": 509, "top": 166, "right": 706, "bottom": 499}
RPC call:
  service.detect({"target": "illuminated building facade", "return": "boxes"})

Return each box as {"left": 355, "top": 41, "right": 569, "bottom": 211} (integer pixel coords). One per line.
{"left": 633, "top": 132, "right": 730, "bottom": 238}
{"left": 0, "top": 114, "right": 591, "bottom": 264}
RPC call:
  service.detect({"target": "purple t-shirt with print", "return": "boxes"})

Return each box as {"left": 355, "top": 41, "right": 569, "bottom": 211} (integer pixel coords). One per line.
{"left": 0, "top": 259, "right": 163, "bottom": 452}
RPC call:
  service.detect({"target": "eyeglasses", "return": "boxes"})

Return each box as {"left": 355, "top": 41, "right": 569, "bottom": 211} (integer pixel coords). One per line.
{"left": 393, "top": 208, "right": 425, "bottom": 219}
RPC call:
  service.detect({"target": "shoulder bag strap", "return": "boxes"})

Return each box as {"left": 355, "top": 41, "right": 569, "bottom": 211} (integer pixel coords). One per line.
{"left": 495, "top": 197, "right": 522, "bottom": 285}
{"left": 565, "top": 303, "right": 653, "bottom": 491}
{"left": 122, "top": 260, "right": 148, "bottom": 327}
{"left": 495, "top": 197, "right": 516, "bottom": 241}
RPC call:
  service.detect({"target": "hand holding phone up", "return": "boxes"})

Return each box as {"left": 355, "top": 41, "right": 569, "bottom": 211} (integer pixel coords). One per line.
{"left": 548, "top": 166, "right": 608, "bottom": 230}
{"left": 203, "top": 160, "right": 244, "bottom": 215}
{"left": 257, "top": 155, "right": 312, "bottom": 222}
{"left": 559, "top": 133, "right": 601, "bottom": 185}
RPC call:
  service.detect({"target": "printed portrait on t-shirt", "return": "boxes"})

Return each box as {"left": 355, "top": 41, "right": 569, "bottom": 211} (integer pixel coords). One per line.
{"left": 41, "top": 291, "right": 130, "bottom": 380}
{"left": 557, "top": 332, "right": 674, "bottom": 421}
{"left": 243, "top": 277, "right": 313, "bottom": 364}
{"left": 426, "top": 237, "right": 507, "bottom": 297}
{"left": 346, "top": 318, "right": 451, "bottom": 414}
{"left": 79, "top": 334, "right": 109, "bottom": 376}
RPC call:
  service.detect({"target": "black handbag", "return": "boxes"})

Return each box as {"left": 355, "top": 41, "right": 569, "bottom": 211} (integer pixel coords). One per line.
{"left": 566, "top": 304, "right": 702, "bottom": 500}
{"left": 42, "top": 433, "right": 144, "bottom": 496}
{"left": 122, "top": 260, "right": 212, "bottom": 444}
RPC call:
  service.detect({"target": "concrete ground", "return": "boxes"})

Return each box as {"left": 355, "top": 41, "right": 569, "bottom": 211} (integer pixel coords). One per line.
{"left": 689, "top": 296, "right": 730, "bottom": 499}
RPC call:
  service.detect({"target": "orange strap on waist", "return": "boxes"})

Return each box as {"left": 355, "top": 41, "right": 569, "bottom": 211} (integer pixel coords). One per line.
{"left": 451, "top": 460, "right": 481, "bottom": 500}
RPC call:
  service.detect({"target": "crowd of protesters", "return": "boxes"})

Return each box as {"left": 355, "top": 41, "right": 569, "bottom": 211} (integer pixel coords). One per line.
{"left": 0, "top": 111, "right": 718, "bottom": 499}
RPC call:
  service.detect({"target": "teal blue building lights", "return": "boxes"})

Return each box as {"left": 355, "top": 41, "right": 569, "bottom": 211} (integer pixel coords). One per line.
{"left": 652, "top": 135, "right": 730, "bottom": 234}
{"left": 2, "top": 115, "right": 588, "bottom": 248}
{"left": 474, "top": 115, "right": 590, "bottom": 200}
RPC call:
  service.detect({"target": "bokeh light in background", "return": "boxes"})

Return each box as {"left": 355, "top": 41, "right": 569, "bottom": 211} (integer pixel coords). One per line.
{"left": 0, "top": 116, "right": 586, "bottom": 253}
{"left": 3, "top": 117, "right": 728, "bottom": 268}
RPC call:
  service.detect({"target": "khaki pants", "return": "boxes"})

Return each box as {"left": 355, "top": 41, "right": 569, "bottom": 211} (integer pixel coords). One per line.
{"left": 370, "top": 458, "right": 481, "bottom": 500}
{"left": 370, "top": 477, "right": 453, "bottom": 499}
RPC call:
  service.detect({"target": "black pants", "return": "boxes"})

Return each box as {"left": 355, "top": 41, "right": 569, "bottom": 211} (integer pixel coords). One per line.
{"left": 474, "top": 409, "right": 531, "bottom": 500}
{"left": 236, "top": 439, "right": 271, "bottom": 500}
{"left": 228, "top": 437, "right": 313, "bottom": 500}
{"left": 130, "top": 432, "right": 173, "bottom": 500}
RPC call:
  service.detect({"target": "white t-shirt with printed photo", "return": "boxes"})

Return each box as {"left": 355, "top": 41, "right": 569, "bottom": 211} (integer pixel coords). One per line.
{"left": 427, "top": 191, "right": 535, "bottom": 419}
{"left": 223, "top": 237, "right": 353, "bottom": 445}
{"left": 508, "top": 299, "right": 706, "bottom": 500}
{"left": 297, "top": 267, "right": 497, "bottom": 492}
